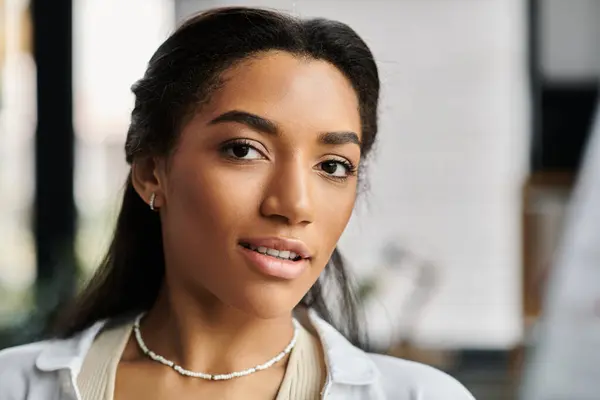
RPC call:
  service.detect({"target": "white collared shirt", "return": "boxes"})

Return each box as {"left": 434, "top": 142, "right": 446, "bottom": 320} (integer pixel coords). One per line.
{"left": 0, "top": 310, "right": 475, "bottom": 399}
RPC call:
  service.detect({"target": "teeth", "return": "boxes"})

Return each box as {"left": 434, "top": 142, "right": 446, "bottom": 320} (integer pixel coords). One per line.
{"left": 279, "top": 250, "right": 290, "bottom": 259}
{"left": 247, "top": 245, "right": 300, "bottom": 261}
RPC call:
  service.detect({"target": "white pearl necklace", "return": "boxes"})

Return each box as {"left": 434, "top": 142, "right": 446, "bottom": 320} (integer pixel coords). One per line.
{"left": 133, "top": 313, "right": 299, "bottom": 381}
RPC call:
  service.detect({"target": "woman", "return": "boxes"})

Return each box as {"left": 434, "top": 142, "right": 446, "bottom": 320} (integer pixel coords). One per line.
{"left": 0, "top": 7, "right": 474, "bottom": 400}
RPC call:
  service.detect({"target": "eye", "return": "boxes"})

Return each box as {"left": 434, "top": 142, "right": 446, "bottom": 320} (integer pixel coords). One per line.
{"left": 319, "top": 159, "right": 356, "bottom": 179}
{"left": 221, "top": 140, "right": 265, "bottom": 160}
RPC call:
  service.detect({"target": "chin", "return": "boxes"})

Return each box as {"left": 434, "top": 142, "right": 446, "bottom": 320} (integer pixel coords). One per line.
{"left": 227, "top": 283, "right": 306, "bottom": 320}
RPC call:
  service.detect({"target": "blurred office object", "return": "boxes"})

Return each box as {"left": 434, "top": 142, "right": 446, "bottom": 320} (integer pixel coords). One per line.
{"left": 522, "top": 172, "right": 572, "bottom": 328}
{"left": 366, "top": 243, "right": 453, "bottom": 369}
{"left": 0, "top": 0, "right": 36, "bottom": 331}
{"left": 520, "top": 1, "right": 600, "bottom": 397}
{"left": 522, "top": 0, "right": 600, "bottom": 348}
{"left": 0, "top": 1, "right": 4, "bottom": 84}
{"left": 357, "top": 242, "right": 438, "bottom": 352}
{"left": 520, "top": 102, "right": 600, "bottom": 400}
{"left": 32, "top": 0, "right": 77, "bottom": 331}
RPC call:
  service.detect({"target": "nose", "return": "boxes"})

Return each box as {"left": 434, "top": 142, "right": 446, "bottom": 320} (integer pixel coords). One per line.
{"left": 260, "top": 156, "right": 315, "bottom": 226}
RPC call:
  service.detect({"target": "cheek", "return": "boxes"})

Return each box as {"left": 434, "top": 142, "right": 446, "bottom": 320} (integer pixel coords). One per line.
{"left": 167, "top": 165, "right": 264, "bottom": 240}
{"left": 321, "top": 188, "right": 355, "bottom": 228}
{"left": 312, "top": 183, "right": 357, "bottom": 262}
{"left": 160, "top": 160, "right": 269, "bottom": 295}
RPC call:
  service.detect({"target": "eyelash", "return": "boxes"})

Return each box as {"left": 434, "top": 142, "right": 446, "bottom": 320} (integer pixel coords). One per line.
{"left": 219, "top": 139, "right": 265, "bottom": 160}
{"left": 219, "top": 139, "right": 358, "bottom": 181}
{"left": 320, "top": 158, "right": 358, "bottom": 182}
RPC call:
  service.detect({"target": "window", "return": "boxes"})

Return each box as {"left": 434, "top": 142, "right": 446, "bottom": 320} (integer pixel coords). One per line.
{"left": 73, "top": 0, "right": 174, "bottom": 275}
{"left": 0, "top": 0, "right": 35, "bottom": 326}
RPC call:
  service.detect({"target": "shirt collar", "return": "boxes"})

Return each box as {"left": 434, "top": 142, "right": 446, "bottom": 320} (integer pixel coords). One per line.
{"left": 306, "top": 309, "right": 377, "bottom": 385}
{"left": 35, "top": 309, "right": 378, "bottom": 386}
{"left": 35, "top": 320, "right": 107, "bottom": 373}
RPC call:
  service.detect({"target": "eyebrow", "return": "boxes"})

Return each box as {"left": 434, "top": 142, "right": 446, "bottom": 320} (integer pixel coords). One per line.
{"left": 209, "top": 110, "right": 278, "bottom": 135}
{"left": 318, "top": 131, "right": 361, "bottom": 146}
{"left": 208, "top": 110, "right": 361, "bottom": 147}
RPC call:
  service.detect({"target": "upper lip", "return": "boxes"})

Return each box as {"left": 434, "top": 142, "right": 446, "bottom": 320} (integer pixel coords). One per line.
{"left": 239, "top": 237, "right": 312, "bottom": 259}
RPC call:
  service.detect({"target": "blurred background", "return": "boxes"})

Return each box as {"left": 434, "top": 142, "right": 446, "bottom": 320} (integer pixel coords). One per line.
{"left": 1, "top": 0, "right": 599, "bottom": 398}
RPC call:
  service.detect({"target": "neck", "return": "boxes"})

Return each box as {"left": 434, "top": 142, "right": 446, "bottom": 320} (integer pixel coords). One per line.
{"left": 139, "top": 284, "right": 296, "bottom": 374}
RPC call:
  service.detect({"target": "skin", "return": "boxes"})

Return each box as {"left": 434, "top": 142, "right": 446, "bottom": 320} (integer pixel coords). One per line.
{"left": 121, "top": 51, "right": 362, "bottom": 399}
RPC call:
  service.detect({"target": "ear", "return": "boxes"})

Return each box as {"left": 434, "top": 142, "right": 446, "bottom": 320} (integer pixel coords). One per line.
{"left": 131, "top": 156, "right": 165, "bottom": 210}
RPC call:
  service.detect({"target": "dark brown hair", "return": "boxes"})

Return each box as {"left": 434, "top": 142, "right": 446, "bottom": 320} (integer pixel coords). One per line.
{"left": 57, "top": 7, "right": 380, "bottom": 347}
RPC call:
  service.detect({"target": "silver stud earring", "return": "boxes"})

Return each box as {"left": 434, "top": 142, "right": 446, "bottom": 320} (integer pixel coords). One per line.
{"left": 149, "top": 193, "right": 157, "bottom": 211}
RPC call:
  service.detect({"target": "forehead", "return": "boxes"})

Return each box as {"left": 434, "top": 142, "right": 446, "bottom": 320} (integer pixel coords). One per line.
{"left": 202, "top": 51, "right": 361, "bottom": 136}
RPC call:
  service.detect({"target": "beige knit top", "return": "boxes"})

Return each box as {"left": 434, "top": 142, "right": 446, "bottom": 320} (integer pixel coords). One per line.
{"left": 77, "top": 320, "right": 325, "bottom": 400}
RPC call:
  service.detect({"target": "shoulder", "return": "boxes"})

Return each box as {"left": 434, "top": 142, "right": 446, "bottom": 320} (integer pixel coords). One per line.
{"left": 304, "top": 309, "right": 475, "bottom": 399}
{"left": 0, "top": 341, "right": 51, "bottom": 397}
{"left": 0, "top": 339, "right": 49, "bottom": 370}
{"left": 0, "top": 320, "right": 107, "bottom": 398}
{"left": 368, "top": 353, "right": 475, "bottom": 399}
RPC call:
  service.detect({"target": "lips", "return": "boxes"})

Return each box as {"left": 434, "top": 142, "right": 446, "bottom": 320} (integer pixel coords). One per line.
{"left": 237, "top": 237, "right": 312, "bottom": 280}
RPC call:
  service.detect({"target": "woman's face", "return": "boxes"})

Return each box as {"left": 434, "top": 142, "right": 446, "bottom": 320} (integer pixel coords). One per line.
{"left": 155, "top": 51, "right": 362, "bottom": 318}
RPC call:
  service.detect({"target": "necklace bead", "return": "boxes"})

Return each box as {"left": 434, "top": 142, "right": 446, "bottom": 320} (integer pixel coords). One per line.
{"left": 133, "top": 313, "right": 299, "bottom": 381}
